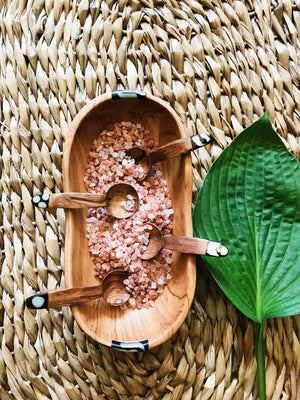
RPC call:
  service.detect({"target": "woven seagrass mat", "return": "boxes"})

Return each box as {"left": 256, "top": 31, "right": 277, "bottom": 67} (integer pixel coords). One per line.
{"left": 0, "top": 0, "right": 300, "bottom": 399}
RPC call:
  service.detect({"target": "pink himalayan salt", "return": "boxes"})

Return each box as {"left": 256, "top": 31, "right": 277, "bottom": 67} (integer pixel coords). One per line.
{"left": 84, "top": 122, "right": 173, "bottom": 309}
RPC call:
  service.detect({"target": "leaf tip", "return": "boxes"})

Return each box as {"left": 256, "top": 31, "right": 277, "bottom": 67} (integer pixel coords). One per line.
{"left": 260, "top": 112, "right": 272, "bottom": 126}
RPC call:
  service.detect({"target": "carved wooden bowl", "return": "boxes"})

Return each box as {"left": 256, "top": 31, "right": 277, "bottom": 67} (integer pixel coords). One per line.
{"left": 63, "top": 90, "right": 196, "bottom": 351}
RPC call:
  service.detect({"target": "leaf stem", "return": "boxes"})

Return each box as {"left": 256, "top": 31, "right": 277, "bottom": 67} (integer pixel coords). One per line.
{"left": 255, "top": 321, "right": 266, "bottom": 400}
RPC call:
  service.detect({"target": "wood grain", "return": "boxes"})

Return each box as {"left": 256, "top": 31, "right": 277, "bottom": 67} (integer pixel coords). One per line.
{"left": 149, "top": 136, "right": 193, "bottom": 163}
{"left": 62, "top": 92, "right": 196, "bottom": 349}
{"left": 48, "top": 193, "right": 106, "bottom": 208}
{"left": 161, "top": 235, "right": 209, "bottom": 255}
{"left": 48, "top": 285, "right": 103, "bottom": 308}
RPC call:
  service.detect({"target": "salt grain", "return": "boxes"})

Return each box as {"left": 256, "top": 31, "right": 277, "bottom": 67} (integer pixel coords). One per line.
{"left": 84, "top": 122, "right": 173, "bottom": 309}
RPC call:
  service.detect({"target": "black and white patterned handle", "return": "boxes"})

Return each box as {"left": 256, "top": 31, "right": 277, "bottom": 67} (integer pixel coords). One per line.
{"left": 111, "top": 339, "right": 149, "bottom": 352}
{"left": 32, "top": 194, "right": 50, "bottom": 208}
{"left": 190, "top": 133, "right": 211, "bottom": 149}
{"left": 112, "top": 90, "right": 147, "bottom": 100}
{"left": 25, "top": 293, "right": 49, "bottom": 309}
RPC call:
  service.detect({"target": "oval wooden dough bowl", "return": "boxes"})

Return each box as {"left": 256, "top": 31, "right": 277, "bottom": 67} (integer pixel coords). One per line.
{"left": 63, "top": 90, "right": 196, "bottom": 351}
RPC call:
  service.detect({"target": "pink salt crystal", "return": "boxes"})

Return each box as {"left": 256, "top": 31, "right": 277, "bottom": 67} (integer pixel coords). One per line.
{"left": 84, "top": 121, "right": 174, "bottom": 309}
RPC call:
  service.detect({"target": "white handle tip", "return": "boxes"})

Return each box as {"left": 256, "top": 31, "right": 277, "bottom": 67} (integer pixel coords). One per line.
{"left": 206, "top": 241, "right": 228, "bottom": 257}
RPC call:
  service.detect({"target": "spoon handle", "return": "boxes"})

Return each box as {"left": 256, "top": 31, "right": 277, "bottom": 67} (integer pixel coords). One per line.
{"left": 149, "top": 133, "right": 211, "bottom": 163}
{"left": 162, "top": 236, "right": 228, "bottom": 257}
{"left": 25, "top": 285, "right": 103, "bottom": 309}
{"left": 32, "top": 193, "right": 106, "bottom": 209}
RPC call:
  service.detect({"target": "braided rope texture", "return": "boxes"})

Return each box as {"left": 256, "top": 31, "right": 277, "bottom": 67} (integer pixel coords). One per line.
{"left": 0, "top": 0, "right": 300, "bottom": 398}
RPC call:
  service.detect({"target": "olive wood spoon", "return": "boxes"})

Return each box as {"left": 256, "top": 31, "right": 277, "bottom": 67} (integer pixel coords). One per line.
{"left": 32, "top": 183, "right": 139, "bottom": 218}
{"left": 126, "top": 133, "right": 211, "bottom": 180}
{"left": 25, "top": 270, "right": 130, "bottom": 309}
{"left": 140, "top": 223, "right": 228, "bottom": 260}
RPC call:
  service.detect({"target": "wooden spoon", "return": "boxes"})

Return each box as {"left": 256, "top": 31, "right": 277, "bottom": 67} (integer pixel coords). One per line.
{"left": 140, "top": 223, "right": 228, "bottom": 260}
{"left": 126, "top": 133, "right": 211, "bottom": 180}
{"left": 32, "top": 183, "right": 139, "bottom": 218}
{"left": 25, "top": 270, "right": 130, "bottom": 309}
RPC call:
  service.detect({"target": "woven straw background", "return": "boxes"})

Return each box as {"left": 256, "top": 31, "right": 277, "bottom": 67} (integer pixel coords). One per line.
{"left": 0, "top": 0, "right": 300, "bottom": 399}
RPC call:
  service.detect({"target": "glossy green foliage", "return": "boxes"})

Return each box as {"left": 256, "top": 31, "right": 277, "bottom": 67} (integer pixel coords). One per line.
{"left": 193, "top": 114, "right": 300, "bottom": 323}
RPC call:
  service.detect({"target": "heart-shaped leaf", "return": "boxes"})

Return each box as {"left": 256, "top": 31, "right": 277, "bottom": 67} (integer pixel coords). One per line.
{"left": 193, "top": 113, "right": 300, "bottom": 324}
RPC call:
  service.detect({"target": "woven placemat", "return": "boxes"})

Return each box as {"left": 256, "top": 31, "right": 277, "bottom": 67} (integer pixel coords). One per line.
{"left": 0, "top": 0, "right": 299, "bottom": 398}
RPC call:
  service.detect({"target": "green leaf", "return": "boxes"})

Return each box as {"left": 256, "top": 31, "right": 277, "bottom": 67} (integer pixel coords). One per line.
{"left": 193, "top": 113, "right": 300, "bottom": 323}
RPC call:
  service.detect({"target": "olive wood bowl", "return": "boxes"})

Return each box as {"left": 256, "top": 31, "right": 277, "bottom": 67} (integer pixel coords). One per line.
{"left": 63, "top": 90, "right": 196, "bottom": 351}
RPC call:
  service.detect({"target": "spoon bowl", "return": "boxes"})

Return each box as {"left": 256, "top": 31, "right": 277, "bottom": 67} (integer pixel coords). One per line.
{"left": 102, "top": 270, "right": 130, "bottom": 306}
{"left": 25, "top": 270, "right": 130, "bottom": 309}
{"left": 125, "top": 147, "right": 152, "bottom": 181}
{"left": 105, "top": 183, "right": 139, "bottom": 218}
